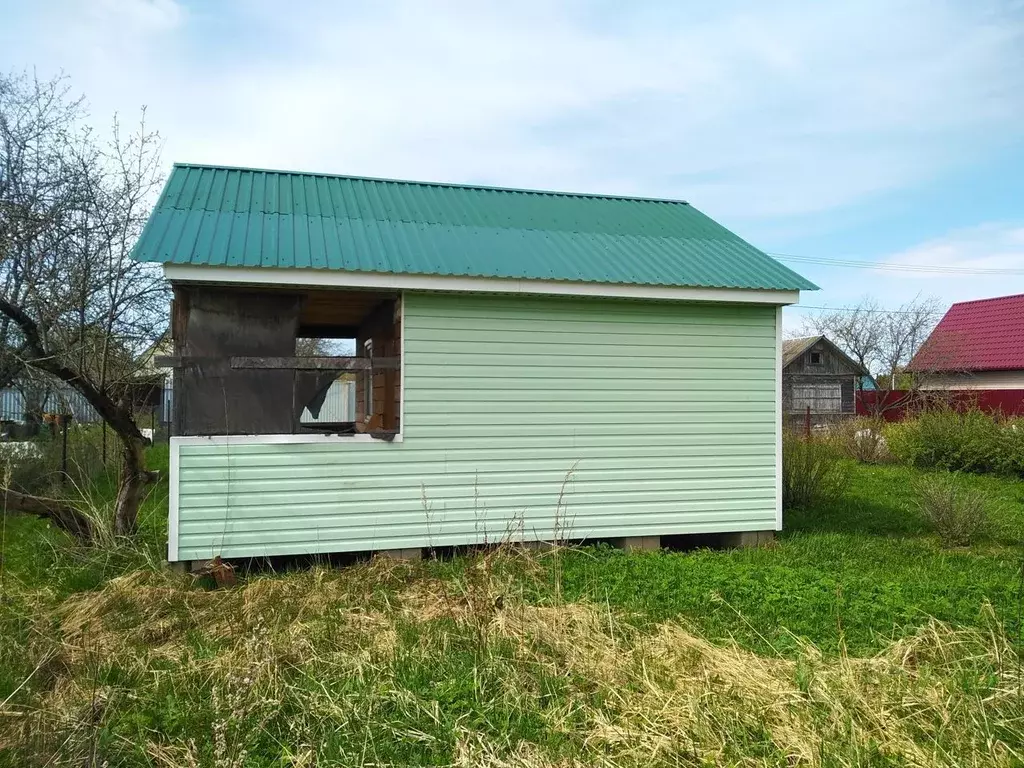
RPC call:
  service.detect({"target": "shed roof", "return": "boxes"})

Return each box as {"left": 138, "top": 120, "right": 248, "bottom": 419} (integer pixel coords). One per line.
{"left": 131, "top": 163, "right": 816, "bottom": 292}
{"left": 782, "top": 335, "right": 870, "bottom": 375}
{"left": 907, "top": 293, "right": 1024, "bottom": 373}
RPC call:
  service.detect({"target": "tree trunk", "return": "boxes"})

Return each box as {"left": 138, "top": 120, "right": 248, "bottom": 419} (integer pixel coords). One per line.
{"left": 2, "top": 488, "right": 93, "bottom": 541}
{"left": 113, "top": 433, "right": 151, "bottom": 536}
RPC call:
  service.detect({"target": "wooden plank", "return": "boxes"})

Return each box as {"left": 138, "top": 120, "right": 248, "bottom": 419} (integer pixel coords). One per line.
{"left": 230, "top": 356, "right": 400, "bottom": 371}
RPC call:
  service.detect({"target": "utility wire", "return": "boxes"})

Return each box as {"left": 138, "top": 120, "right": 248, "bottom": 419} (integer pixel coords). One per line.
{"left": 792, "top": 305, "right": 940, "bottom": 314}
{"left": 769, "top": 251, "right": 1024, "bottom": 276}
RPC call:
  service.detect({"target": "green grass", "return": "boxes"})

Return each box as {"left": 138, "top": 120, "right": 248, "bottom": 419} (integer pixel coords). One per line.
{"left": 1, "top": 451, "right": 1023, "bottom": 766}
{"left": 553, "top": 464, "right": 1024, "bottom": 655}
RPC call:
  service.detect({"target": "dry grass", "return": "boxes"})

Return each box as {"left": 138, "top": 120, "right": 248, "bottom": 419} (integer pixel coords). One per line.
{"left": 3, "top": 546, "right": 1022, "bottom": 767}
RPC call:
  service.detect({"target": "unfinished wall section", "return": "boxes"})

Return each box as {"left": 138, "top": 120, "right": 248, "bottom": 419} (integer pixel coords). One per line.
{"left": 169, "top": 285, "right": 400, "bottom": 437}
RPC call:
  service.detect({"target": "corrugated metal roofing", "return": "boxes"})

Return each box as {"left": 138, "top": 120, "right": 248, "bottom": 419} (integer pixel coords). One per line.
{"left": 908, "top": 293, "right": 1024, "bottom": 372}
{"left": 132, "top": 163, "right": 817, "bottom": 291}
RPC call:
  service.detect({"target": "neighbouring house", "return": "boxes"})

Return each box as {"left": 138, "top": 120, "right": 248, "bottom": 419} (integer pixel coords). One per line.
{"left": 908, "top": 293, "right": 1024, "bottom": 389}
{"left": 131, "top": 163, "right": 815, "bottom": 565}
{"left": 782, "top": 335, "right": 871, "bottom": 429}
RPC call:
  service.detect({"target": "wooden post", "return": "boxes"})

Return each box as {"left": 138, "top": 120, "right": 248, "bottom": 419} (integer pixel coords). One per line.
{"left": 805, "top": 405, "right": 811, "bottom": 438}
{"left": 60, "top": 414, "right": 70, "bottom": 485}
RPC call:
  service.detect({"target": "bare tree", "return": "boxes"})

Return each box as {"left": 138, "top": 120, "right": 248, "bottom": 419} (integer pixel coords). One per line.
{"left": 801, "top": 294, "right": 942, "bottom": 389}
{"left": 877, "top": 296, "right": 942, "bottom": 388}
{"left": 0, "top": 70, "right": 168, "bottom": 540}
{"left": 800, "top": 296, "right": 883, "bottom": 374}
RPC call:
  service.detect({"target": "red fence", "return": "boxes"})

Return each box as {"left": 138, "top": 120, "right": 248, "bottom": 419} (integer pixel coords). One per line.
{"left": 856, "top": 389, "right": 1024, "bottom": 421}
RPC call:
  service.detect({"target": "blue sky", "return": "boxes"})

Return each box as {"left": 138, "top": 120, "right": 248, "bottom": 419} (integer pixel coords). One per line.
{"left": 4, "top": 0, "right": 1024, "bottom": 331}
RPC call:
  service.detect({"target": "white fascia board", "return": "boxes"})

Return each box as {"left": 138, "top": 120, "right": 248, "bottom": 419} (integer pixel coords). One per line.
{"left": 162, "top": 265, "right": 801, "bottom": 306}
{"left": 170, "top": 433, "right": 403, "bottom": 446}
{"left": 775, "top": 304, "right": 783, "bottom": 531}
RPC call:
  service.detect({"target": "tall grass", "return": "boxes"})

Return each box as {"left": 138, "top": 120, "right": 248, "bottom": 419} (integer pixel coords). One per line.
{"left": 782, "top": 430, "right": 849, "bottom": 509}
{"left": 914, "top": 473, "right": 990, "bottom": 547}
{"left": 2, "top": 552, "right": 1021, "bottom": 767}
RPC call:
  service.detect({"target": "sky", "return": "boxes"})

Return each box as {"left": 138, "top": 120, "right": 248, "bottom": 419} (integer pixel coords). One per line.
{"left": 4, "top": 0, "right": 1024, "bottom": 333}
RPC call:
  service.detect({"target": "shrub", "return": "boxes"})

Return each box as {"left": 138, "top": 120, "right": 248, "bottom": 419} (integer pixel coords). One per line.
{"left": 885, "top": 408, "right": 1024, "bottom": 476}
{"left": 782, "top": 430, "right": 849, "bottom": 509}
{"left": 913, "top": 473, "right": 989, "bottom": 547}
{"left": 827, "top": 417, "right": 890, "bottom": 464}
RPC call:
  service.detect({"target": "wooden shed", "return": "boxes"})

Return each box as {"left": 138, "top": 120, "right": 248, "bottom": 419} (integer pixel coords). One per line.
{"left": 782, "top": 335, "right": 870, "bottom": 429}
{"left": 132, "top": 164, "right": 816, "bottom": 564}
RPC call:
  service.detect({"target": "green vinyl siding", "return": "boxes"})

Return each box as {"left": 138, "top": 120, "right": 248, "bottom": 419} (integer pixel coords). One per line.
{"left": 173, "top": 293, "right": 779, "bottom": 561}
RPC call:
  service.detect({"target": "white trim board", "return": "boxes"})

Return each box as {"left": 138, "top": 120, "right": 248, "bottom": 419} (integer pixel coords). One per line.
{"left": 399, "top": 292, "right": 406, "bottom": 436}
{"left": 171, "top": 433, "right": 404, "bottom": 447}
{"left": 163, "top": 265, "right": 801, "bottom": 306}
{"left": 168, "top": 438, "right": 180, "bottom": 562}
{"left": 775, "top": 304, "right": 783, "bottom": 531}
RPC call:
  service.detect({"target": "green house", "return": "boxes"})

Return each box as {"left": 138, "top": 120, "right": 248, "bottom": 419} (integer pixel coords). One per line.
{"left": 132, "top": 163, "right": 815, "bottom": 564}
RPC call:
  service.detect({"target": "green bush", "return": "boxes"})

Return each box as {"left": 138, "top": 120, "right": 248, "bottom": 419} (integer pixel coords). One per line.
{"left": 913, "top": 472, "right": 989, "bottom": 547}
{"left": 782, "top": 430, "right": 849, "bottom": 509}
{"left": 885, "top": 408, "right": 1024, "bottom": 476}
{"left": 826, "top": 417, "right": 891, "bottom": 464}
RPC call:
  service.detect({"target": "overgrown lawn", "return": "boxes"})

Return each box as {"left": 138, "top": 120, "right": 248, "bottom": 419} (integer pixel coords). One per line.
{"left": 1, "top": 454, "right": 1023, "bottom": 766}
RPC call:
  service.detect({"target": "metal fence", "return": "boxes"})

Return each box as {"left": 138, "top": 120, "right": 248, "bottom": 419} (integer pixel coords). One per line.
{"left": 0, "top": 386, "right": 102, "bottom": 423}
{"left": 0, "top": 382, "right": 173, "bottom": 425}
{"left": 300, "top": 378, "right": 356, "bottom": 424}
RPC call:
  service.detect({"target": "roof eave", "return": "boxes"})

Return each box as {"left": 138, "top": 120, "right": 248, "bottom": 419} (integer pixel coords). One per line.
{"left": 162, "top": 264, "right": 804, "bottom": 305}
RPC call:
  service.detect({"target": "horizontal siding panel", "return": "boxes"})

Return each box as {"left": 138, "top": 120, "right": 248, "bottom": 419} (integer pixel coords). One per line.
{"left": 179, "top": 506, "right": 774, "bottom": 540}
{"left": 179, "top": 463, "right": 775, "bottom": 485}
{"left": 174, "top": 294, "right": 779, "bottom": 559}
{"left": 409, "top": 340, "right": 774, "bottom": 358}
{"left": 403, "top": 391, "right": 776, "bottom": 405}
{"left": 181, "top": 480, "right": 776, "bottom": 509}
{"left": 406, "top": 326, "right": 776, "bottom": 345}
{"left": 405, "top": 353, "right": 774, "bottom": 369}
{"left": 406, "top": 366, "right": 775, "bottom": 381}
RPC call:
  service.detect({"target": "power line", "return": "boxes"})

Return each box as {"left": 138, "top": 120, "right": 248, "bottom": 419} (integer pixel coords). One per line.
{"left": 793, "top": 304, "right": 939, "bottom": 315}
{"left": 769, "top": 251, "right": 1024, "bottom": 276}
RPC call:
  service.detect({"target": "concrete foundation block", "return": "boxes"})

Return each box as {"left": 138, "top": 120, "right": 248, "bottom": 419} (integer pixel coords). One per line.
{"left": 616, "top": 535, "right": 661, "bottom": 552}
{"left": 721, "top": 530, "right": 775, "bottom": 548}
{"left": 380, "top": 547, "right": 422, "bottom": 561}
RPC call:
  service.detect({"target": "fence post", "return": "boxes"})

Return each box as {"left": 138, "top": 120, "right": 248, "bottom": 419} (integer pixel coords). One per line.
{"left": 805, "top": 405, "right": 811, "bottom": 438}
{"left": 60, "top": 414, "right": 70, "bottom": 485}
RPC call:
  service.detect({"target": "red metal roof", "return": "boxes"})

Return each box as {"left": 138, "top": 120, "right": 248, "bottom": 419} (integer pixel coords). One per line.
{"left": 908, "top": 293, "right": 1024, "bottom": 372}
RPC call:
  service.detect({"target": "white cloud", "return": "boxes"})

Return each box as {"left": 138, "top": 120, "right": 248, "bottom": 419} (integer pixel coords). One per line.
{"left": 785, "top": 221, "right": 1024, "bottom": 334}
{"left": 879, "top": 223, "right": 1024, "bottom": 275}
{"left": 5, "top": 0, "right": 1023, "bottom": 222}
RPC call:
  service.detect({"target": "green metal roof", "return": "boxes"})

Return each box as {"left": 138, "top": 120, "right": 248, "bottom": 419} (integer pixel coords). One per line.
{"left": 132, "top": 163, "right": 816, "bottom": 292}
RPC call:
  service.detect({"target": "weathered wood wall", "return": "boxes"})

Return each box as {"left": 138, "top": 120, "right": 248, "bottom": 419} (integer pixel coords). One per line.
{"left": 782, "top": 339, "right": 860, "bottom": 421}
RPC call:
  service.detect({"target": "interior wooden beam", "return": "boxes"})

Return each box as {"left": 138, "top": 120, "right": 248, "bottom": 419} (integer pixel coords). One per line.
{"left": 230, "top": 356, "right": 400, "bottom": 371}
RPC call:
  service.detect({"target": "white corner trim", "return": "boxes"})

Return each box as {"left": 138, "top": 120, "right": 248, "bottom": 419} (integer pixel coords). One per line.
{"left": 775, "top": 304, "right": 783, "bottom": 530}
{"left": 168, "top": 438, "right": 180, "bottom": 562}
{"left": 170, "top": 433, "right": 403, "bottom": 447}
{"left": 162, "top": 265, "right": 801, "bottom": 306}
{"left": 399, "top": 291, "right": 406, "bottom": 436}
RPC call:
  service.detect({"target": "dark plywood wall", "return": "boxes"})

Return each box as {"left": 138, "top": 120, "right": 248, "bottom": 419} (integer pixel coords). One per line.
{"left": 174, "top": 288, "right": 335, "bottom": 435}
